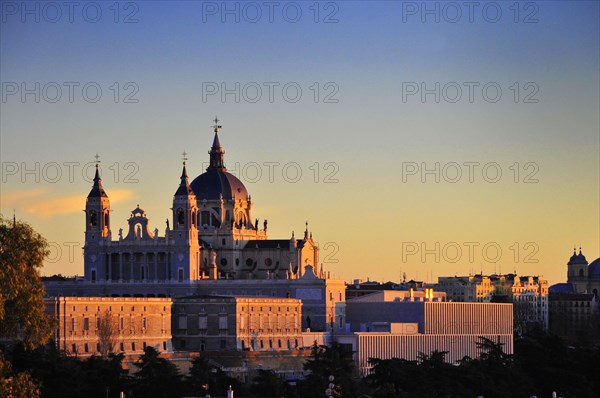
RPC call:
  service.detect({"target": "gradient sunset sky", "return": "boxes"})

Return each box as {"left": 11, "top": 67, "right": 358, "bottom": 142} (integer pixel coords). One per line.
{"left": 1, "top": 1, "right": 598, "bottom": 285}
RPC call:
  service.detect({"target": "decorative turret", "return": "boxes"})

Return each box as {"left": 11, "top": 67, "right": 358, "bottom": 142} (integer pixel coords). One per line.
{"left": 171, "top": 153, "right": 201, "bottom": 281}
{"left": 567, "top": 246, "right": 589, "bottom": 291}
{"left": 173, "top": 154, "right": 198, "bottom": 232}
{"left": 175, "top": 155, "right": 194, "bottom": 197}
{"left": 85, "top": 158, "right": 110, "bottom": 240}
{"left": 84, "top": 155, "right": 111, "bottom": 282}
{"left": 207, "top": 117, "right": 225, "bottom": 171}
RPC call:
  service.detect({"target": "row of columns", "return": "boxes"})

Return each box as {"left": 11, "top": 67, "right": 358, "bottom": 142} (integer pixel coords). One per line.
{"left": 104, "top": 252, "right": 176, "bottom": 282}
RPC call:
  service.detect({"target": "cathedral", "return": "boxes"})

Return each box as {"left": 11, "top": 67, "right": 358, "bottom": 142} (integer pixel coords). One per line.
{"left": 46, "top": 120, "right": 345, "bottom": 332}
{"left": 83, "top": 121, "right": 320, "bottom": 283}
{"left": 550, "top": 248, "right": 600, "bottom": 297}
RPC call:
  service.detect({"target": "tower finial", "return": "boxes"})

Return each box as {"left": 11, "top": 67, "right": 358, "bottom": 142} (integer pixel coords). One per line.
{"left": 207, "top": 117, "right": 226, "bottom": 171}
{"left": 182, "top": 150, "right": 188, "bottom": 165}
{"left": 13, "top": 209, "right": 16, "bottom": 228}
{"left": 212, "top": 116, "right": 222, "bottom": 133}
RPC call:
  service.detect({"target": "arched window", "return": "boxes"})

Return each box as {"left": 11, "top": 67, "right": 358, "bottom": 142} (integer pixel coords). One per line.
{"left": 177, "top": 209, "right": 185, "bottom": 225}
{"left": 90, "top": 211, "right": 97, "bottom": 226}
{"left": 579, "top": 269, "right": 584, "bottom": 277}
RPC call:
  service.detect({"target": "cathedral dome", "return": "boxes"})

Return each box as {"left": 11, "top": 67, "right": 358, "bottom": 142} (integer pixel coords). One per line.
{"left": 190, "top": 121, "right": 249, "bottom": 201}
{"left": 190, "top": 170, "right": 248, "bottom": 201}
{"left": 588, "top": 257, "right": 600, "bottom": 280}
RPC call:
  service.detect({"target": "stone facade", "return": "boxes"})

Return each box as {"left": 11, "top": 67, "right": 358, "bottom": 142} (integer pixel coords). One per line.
{"left": 45, "top": 297, "right": 172, "bottom": 356}
{"left": 172, "top": 296, "right": 302, "bottom": 352}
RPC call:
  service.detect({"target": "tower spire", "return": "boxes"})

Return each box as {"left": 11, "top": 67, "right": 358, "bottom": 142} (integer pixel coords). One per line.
{"left": 207, "top": 117, "right": 226, "bottom": 171}
{"left": 175, "top": 151, "right": 194, "bottom": 196}
{"left": 87, "top": 155, "right": 107, "bottom": 198}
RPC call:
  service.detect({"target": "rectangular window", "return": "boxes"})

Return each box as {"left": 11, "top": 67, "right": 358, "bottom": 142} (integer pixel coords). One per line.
{"left": 84, "top": 343, "right": 89, "bottom": 353}
{"left": 178, "top": 315, "right": 187, "bottom": 329}
{"left": 219, "top": 315, "right": 228, "bottom": 330}
{"left": 120, "top": 318, "right": 124, "bottom": 331}
{"left": 142, "top": 317, "right": 147, "bottom": 329}
{"left": 83, "top": 317, "right": 89, "bottom": 331}
{"left": 178, "top": 269, "right": 184, "bottom": 282}
{"left": 120, "top": 342, "right": 124, "bottom": 351}
{"left": 72, "top": 344, "right": 76, "bottom": 353}
{"left": 71, "top": 318, "right": 75, "bottom": 331}
{"left": 91, "top": 270, "right": 96, "bottom": 282}
{"left": 220, "top": 339, "right": 226, "bottom": 349}
{"left": 132, "top": 342, "right": 136, "bottom": 351}
{"left": 199, "top": 316, "right": 208, "bottom": 330}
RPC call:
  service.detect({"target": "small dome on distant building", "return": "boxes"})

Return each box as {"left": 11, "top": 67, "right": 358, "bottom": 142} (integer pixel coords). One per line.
{"left": 588, "top": 257, "right": 600, "bottom": 280}
{"left": 549, "top": 283, "right": 575, "bottom": 294}
{"left": 568, "top": 248, "right": 588, "bottom": 265}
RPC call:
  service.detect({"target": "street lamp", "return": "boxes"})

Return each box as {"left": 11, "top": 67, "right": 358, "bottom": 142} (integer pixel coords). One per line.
{"left": 325, "top": 375, "right": 336, "bottom": 398}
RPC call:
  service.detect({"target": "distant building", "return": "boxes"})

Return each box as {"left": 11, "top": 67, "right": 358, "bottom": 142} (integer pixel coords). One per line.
{"left": 45, "top": 297, "right": 172, "bottom": 356}
{"left": 345, "top": 279, "right": 439, "bottom": 300}
{"left": 436, "top": 273, "right": 548, "bottom": 332}
{"left": 548, "top": 248, "right": 600, "bottom": 340}
{"left": 345, "top": 290, "right": 446, "bottom": 332}
{"left": 548, "top": 291, "right": 598, "bottom": 338}
{"left": 172, "top": 296, "right": 302, "bottom": 352}
{"left": 343, "top": 296, "right": 513, "bottom": 375}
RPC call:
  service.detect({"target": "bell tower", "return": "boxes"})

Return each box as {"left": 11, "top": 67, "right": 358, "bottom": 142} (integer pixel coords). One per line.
{"left": 171, "top": 155, "right": 201, "bottom": 281}
{"left": 567, "top": 247, "right": 589, "bottom": 293}
{"left": 84, "top": 157, "right": 111, "bottom": 282}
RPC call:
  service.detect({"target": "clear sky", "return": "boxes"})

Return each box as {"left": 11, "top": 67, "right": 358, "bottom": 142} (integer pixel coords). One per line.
{"left": 1, "top": 0, "right": 598, "bottom": 285}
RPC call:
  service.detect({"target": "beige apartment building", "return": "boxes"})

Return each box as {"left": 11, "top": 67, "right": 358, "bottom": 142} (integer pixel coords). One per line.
{"left": 437, "top": 274, "right": 549, "bottom": 330}
{"left": 172, "top": 296, "right": 303, "bottom": 352}
{"left": 45, "top": 297, "right": 172, "bottom": 356}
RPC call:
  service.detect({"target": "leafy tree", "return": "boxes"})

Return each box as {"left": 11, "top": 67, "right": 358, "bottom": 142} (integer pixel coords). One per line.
{"left": 132, "top": 347, "right": 181, "bottom": 398}
{"left": 250, "top": 369, "right": 286, "bottom": 397}
{"left": 185, "top": 354, "right": 242, "bottom": 397}
{"left": 300, "top": 342, "right": 359, "bottom": 397}
{"left": 186, "top": 354, "right": 213, "bottom": 395}
{"left": 0, "top": 215, "right": 54, "bottom": 348}
{"left": 80, "top": 354, "right": 128, "bottom": 398}
{"left": 0, "top": 353, "right": 40, "bottom": 398}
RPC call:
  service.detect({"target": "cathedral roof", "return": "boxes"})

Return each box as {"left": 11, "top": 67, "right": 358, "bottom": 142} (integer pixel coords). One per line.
{"left": 549, "top": 283, "right": 575, "bottom": 294}
{"left": 244, "top": 240, "right": 291, "bottom": 249}
{"left": 87, "top": 164, "right": 108, "bottom": 198}
{"left": 588, "top": 257, "right": 600, "bottom": 280}
{"left": 190, "top": 169, "right": 248, "bottom": 201}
